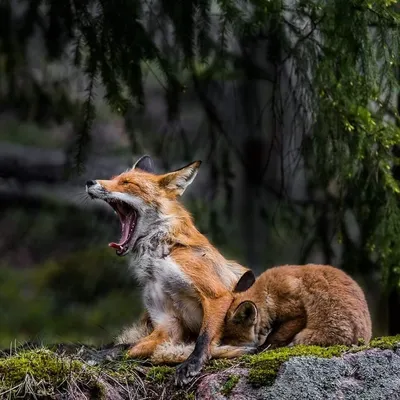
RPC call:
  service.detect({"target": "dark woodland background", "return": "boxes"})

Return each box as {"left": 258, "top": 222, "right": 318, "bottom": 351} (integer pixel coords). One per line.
{"left": 1, "top": 0, "right": 400, "bottom": 347}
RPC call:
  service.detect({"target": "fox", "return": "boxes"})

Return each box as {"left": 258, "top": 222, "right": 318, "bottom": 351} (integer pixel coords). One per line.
{"left": 86, "top": 155, "right": 252, "bottom": 385}
{"left": 116, "top": 264, "right": 372, "bottom": 364}
{"left": 223, "top": 264, "right": 372, "bottom": 349}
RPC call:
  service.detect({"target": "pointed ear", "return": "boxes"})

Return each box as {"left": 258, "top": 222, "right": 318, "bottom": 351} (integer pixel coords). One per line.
{"left": 132, "top": 155, "right": 155, "bottom": 173}
{"left": 231, "top": 301, "right": 258, "bottom": 327}
{"left": 234, "top": 270, "right": 256, "bottom": 293}
{"left": 159, "top": 161, "right": 201, "bottom": 196}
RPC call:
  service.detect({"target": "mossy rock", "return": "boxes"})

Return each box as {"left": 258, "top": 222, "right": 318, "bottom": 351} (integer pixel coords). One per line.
{"left": 0, "top": 345, "right": 194, "bottom": 399}
{"left": 1, "top": 336, "right": 400, "bottom": 399}
{"left": 245, "top": 344, "right": 348, "bottom": 386}
{"left": 206, "top": 335, "right": 400, "bottom": 387}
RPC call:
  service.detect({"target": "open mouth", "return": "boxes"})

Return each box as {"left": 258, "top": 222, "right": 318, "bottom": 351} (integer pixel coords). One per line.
{"left": 105, "top": 199, "right": 138, "bottom": 256}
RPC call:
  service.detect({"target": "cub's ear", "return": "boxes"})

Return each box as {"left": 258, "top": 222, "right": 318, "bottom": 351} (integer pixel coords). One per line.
{"left": 132, "top": 155, "right": 155, "bottom": 173}
{"left": 234, "top": 270, "right": 256, "bottom": 293}
{"left": 159, "top": 161, "right": 201, "bottom": 196}
{"left": 231, "top": 301, "right": 258, "bottom": 327}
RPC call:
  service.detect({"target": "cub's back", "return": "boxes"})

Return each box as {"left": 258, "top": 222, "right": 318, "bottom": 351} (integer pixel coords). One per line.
{"left": 262, "top": 264, "right": 372, "bottom": 343}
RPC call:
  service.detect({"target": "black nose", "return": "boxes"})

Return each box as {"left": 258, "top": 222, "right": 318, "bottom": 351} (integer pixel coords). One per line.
{"left": 86, "top": 180, "right": 96, "bottom": 187}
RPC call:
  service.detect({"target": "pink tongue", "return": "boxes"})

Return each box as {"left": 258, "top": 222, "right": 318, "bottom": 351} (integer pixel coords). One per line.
{"left": 109, "top": 213, "right": 135, "bottom": 250}
{"left": 109, "top": 242, "right": 123, "bottom": 250}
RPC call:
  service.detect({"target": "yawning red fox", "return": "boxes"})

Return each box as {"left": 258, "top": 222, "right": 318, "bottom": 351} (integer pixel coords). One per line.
{"left": 86, "top": 155, "right": 252, "bottom": 385}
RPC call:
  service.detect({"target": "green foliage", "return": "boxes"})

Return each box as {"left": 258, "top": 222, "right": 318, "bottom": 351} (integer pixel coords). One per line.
{"left": 302, "top": 0, "right": 400, "bottom": 283}
{"left": 0, "top": 119, "right": 64, "bottom": 148}
{"left": 0, "top": 267, "right": 54, "bottom": 346}
{"left": 2, "top": 0, "right": 400, "bottom": 287}
{"left": 0, "top": 248, "right": 142, "bottom": 347}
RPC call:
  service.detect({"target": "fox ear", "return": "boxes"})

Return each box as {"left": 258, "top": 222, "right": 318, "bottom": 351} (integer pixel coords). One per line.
{"left": 234, "top": 270, "right": 256, "bottom": 293}
{"left": 132, "top": 155, "right": 155, "bottom": 173}
{"left": 159, "top": 161, "right": 201, "bottom": 196}
{"left": 232, "top": 301, "right": 258, "bottom": 327}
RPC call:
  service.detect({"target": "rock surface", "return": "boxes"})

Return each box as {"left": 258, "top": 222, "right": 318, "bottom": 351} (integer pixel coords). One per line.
{"left": 1, "top": 338, "right": 400, "bottom": 399}
{"left": 198, "top": 348, "right": 400, "bottom": 400}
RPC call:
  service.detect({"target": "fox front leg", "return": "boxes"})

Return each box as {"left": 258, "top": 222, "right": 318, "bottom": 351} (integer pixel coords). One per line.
{"left": 264, "top": 317, "right": 306, "bottom": 349}
{"left": 174, "top": 295, "right": 232, "bottom": 386}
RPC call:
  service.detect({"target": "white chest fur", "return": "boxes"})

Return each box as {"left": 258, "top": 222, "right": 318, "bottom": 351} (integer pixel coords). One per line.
{"left": 129, "top": 253, "right": 203, "bottom": 334}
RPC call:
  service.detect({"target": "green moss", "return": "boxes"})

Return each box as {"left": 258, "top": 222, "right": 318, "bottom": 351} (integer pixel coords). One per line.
{"left": 1, "top": 336, "right": 400, "bottom": 397}
{"left": 206, "top": 358, "right": 238, "bottom": 372}
{"left": 102, "top": 358, "right": 141, "bottom": 384}
{"left": 357, "top": 338, "right": 366, "bottom": 346}
{"left": 146, "top": 365, "right": 174, "bottom": 384}
{"left": 221, "top": 374, "right": 240, "bottom": 396}
{"left": 245, "top": 345, "right": 348, "bottom": 386}
{"left": 369, "top": 335, "right": 400, "bottom": 349}
{"left": 243, "top": 336, "right": 400, "bottom": 387}
{"left": 0, "top": 348, "right": 112, "bottom": 399}
{"left": 0, "top": 348, "right": 82, "bottom": 388}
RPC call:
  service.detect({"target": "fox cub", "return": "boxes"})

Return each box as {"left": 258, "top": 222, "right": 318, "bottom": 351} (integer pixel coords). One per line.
{"left": 223, "top": 264, "right": 372, "bottom": 349}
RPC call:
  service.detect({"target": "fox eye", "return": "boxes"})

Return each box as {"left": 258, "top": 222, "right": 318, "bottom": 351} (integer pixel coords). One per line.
{"left": 120, "top": 179, "right": 130, "bottom": 185}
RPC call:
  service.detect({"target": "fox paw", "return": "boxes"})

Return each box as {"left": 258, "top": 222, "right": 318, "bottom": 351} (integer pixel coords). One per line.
{"left": 245, "top": 346, "right": 259, "bottom": 355}
{"left": 174, "top": 355, "right": 203, "bottom": 386}
{"left": 126, "top": 344, "right": 148, "bottom": 359}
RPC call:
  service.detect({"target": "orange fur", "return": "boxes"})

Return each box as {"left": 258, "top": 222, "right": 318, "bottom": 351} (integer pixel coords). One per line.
{"left": 223, "top": 264, "right": 372, "bottom": 349}
{"left": 127, "top": 326, "right": 169, "bottom": 358}
{"left": 117, "top": 264, "right": 371, "bottom": 364}
{"left": 87, "top": 157, "right": 249, "bottom": 384}
{"left": 116, "top": 317, "right": 255, "bottom": 364}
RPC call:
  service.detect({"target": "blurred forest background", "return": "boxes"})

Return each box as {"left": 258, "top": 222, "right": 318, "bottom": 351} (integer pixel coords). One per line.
{"left": 1, "top": 0, "right": 400, "bottom": 348}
